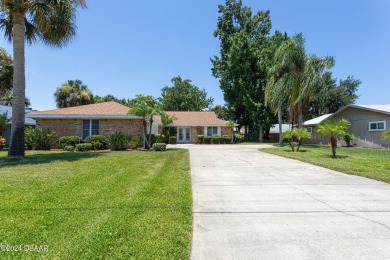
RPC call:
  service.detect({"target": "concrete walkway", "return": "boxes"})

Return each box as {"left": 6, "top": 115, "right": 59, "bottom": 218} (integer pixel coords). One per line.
{"left": 187, "top": 144, "right": 390, "bottom": 259}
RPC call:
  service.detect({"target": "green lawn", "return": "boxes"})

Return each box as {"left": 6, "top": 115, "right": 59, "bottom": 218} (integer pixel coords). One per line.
{"left": 261, "top": 145, "right": 390, "bottom": 183}
{"left": 0, "top": 149, "right": 192, "bottom": 259}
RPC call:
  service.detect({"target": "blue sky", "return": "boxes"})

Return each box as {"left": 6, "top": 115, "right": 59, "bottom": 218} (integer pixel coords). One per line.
{"left": 1, "top": 0, "right": 389, "bottom": 111}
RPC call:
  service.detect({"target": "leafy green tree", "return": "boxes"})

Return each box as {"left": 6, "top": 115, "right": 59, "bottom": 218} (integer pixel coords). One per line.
{"left": 129, "top": 95, "right": 160, "bottom": 150}
{"left": 0, "top": 92, "right": 31, "bottom": 107}
{"left": 316, "top": 119, "right": 349, "bottom": 158}
{"left": 266, "top": 34, "right": 335, "bottom": 128}
{"left": 383, "top": 128, "right": 390, "bottom": 139}
{"left": 1, "top": 0, "right": 87, "bottom": 157}
{"left": 94, "top": 94, "right": 128, "bottom": 105}
{"left": 54, "top": 80, "right": 93, "bottom": 108}
{"left": 211, "top": 105, "right": 230, "bottom": 120}
{"left": 0, "top": 47, "right": 13, "bottom": 97}
{"left": 305, "top": 73, "right": 361, "bottom": 119}
{"left": 212, "top": 0, "right": 285, "bottom": 141}
{"left": 159, "top": 76, "right": 213, "bottom": 111}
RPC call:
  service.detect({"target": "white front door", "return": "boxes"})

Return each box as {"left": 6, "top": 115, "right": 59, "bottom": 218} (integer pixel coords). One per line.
{"left": 178, "top": 127, "right": 191, "bottom": 142}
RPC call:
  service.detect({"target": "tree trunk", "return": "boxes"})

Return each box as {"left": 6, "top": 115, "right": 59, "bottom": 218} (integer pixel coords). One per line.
{"left": 143, "top": 120, "right": 148, "bottom": 149}
{"left": 244, "top": 125, "right": 248, "bottom": 142}
{"left": 258, "top": 126, "right": 263, "bottom": 142}
{"left": 278, "top": 107, "right": 283, "bottom": 146}
{"left": 8, "top": 12, "right": 26, "bottom": 157}
{"left": 148, "top": 117, "right": 153, "bottom": 150}
{"left": 330, "top": 136, "right": 337, "bottom": 158}
{"left": 298, "top": 99, "right": 303, "bottom": 128}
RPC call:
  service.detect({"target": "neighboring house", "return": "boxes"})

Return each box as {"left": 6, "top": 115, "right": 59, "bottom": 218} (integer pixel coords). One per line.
{"left": 303, "top": 105, "right": 390, "bottom": 148}
{"left": 0, "top": 105, "right": 36, "bottom": 147}
{"left": 154, "top": 111, "right": 233, "bottom": 143}
{"left": 303, "top": 114, "right": 333, "bottom": 145}
{"left": 269, "top": 124, "right": 291, "bottom": 140}
{"left": 26, "top": 101, "right": 233, "bottom": 147}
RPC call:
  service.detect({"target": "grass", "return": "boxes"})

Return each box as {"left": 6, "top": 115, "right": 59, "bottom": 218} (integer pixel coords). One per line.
{"left": 0, "top": 149, "right": 192, "bottom": 259}
{"left": 261, "top": 145, "right": 390, "bottom": 183}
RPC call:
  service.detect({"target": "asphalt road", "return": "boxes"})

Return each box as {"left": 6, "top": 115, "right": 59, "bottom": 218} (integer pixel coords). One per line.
{"left": 187, "top": 144, "right": 390, "bottom": 260}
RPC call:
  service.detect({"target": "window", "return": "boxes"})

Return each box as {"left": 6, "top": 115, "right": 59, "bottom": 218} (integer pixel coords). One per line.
{"left": 82, "top": 120, "right": 99, "bottom": 139}
{"left": 206, "top": 127, "right": 218, "bottom": 136}
{"left": 369, "top": 121, "right": 386, "bottom": 131}
{"left": 306, "top": 127, "right": 312, "bottom": 133}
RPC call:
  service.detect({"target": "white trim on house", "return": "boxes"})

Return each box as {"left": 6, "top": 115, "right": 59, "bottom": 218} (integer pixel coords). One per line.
{"left": 368, "top": 121, "right": 386, "bottom": 131}
{"left": 177, "top": 127, "right": 191, "bottom": 143}
{"left": 203, "top": 126, "right": 221, "bottom": 136}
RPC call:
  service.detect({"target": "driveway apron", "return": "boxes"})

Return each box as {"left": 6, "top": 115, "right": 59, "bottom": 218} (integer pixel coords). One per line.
{"left": 189, "top": 144, "right": 390, "bottom": 259}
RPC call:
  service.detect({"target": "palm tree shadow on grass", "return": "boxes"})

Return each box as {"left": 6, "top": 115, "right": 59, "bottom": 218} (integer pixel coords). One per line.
{"left": 0, "top": 152, "right": 104, "bottom": 168}
{"left": 323, "top": 155, "right": 349, "bottom": 159}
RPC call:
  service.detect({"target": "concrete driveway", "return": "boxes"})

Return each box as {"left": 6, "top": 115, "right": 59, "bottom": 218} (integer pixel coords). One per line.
{"left": 188, "top": 144, "right": 390, "bottom": 259}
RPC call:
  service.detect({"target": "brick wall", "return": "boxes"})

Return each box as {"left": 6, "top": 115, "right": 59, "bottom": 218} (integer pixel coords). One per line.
{"left": 36, "top": 118, "right": 144, "bottom": 148}
{"left": 99, "top": 119, "right": 143, "bottom": 137}
{"left": 221, "top": 126, "right": 233, "bottom": 137}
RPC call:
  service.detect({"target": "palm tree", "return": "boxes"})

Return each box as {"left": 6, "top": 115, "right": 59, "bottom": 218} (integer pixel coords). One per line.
{"left": 383, "top": 128, "right": 390, "bottom": 139}
{"left": 128, "top": 95, "right": 159, "bottom": 150}
{"left": 266, "top": 34, "right": 334, "bottom": 128}
{"left": 316, "top": 118, "right": 349, "bottom": 158}
{"left": 1, "top": 0, "right": 87, "bottom": 157}
{"left": 54, "top": 80, "right": 93, "bottom": 108}
{"left": 158, "top": 112, "right": 176, "bottom": 142}
{"left": 0, "top": 92, "right": 31, "bottom": 107}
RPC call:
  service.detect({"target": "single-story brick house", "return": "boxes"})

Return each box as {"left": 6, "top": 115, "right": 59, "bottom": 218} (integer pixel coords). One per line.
{"left": 303, "top": 104, "right": 390, "bottom": 148}
{"left": 154, "top": 111, "right": 233, "bottom": 143}
{"left": 0, "top": 105, "right": 36, "bottom": 147}
{"left": 26, "top": 101, "right": 233, "bottom": 147}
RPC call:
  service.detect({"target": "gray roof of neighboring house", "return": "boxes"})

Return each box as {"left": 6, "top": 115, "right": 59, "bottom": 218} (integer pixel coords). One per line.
{"left": 303, "top": 104, "right": 390, "bottom": 126}
{"left": 303, "top": 114, "right": 333, "bottom": 126}
{"left": 269, "top": 124, "right": 291, "bottom": 134}
{"left": 343, "top": 104, "right": 390, "bottom": 115}
{"left": 0, "top": 105, "right": 36, "bottom": 125}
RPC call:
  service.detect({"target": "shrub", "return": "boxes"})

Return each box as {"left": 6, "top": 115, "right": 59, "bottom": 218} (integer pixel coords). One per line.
{"left": 86, "top": 135, "right": 109, "bottom": 150}
{"left": 197, "top": 135, "right": 204, "bottom": 144}
{"left": 223, "top": 136, "right": 231, "bottom": 144}
{"left": 64, "top": 145, "right": 75, "bottom": 152}
{"left": 59, "top": 136, "right": 81, "bottom": 148}
{"left": 154, "top": 134, "right": 165, "bottom": 143}
{"left": 25, "top": 127, "right": 57, "bottom": 150}
{"left": 212, "top": 134, "right": 220, "bottom": 144}
{"left": 152, "top": 143, "right": 167, "bottom": 151}
{"left": 169, "top": 136, "right": 177, "bottom": 144}
{"left": 130, "top": 134, "right": 143, "bottom": 149}
{"left": 75, "top": 143, "right": 92, "bottom": 152}
{"left": 146, "top": 134, "right": 160, "bottom": 146}
{"left": 204, "top": 136, "right": 212, "bottom": 144}
{"left": 108, "top": 131, "right": 132, "bottom": 151}
{"left": 234, "top": 133, "right": 243, "bottom": 143}
{"left": 343, "top": 132, "right": 354, "bottom": 147}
